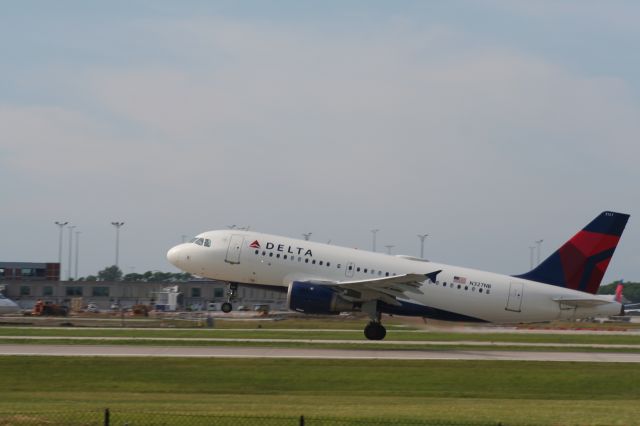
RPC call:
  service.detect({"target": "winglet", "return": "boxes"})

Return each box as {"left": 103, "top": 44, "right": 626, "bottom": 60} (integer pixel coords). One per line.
{"left": 425, "top": 270, "right": 442, "bottom": 283}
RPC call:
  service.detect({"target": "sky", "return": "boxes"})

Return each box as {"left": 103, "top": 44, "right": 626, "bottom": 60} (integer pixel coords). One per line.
{"left": 1, "top": 0, "right": 638, "bottom": 282}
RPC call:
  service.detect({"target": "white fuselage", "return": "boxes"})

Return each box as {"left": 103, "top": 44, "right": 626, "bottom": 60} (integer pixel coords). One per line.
{"left": 167, "top": 230, "right": 621, "bottom": 322}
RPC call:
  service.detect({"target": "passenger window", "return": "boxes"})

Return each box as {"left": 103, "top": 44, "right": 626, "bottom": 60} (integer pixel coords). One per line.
{"left": 348, "top": 265, "right": 353, "bottom": 270}
{"left": 305, "top": 259, "right": 309, "bottom": 263}
{"left": 312, "top": 260, "right": 316, "bottom": 264}
{"left": 364, "top": 268, "right": 368, "bottom": 273}
{"left": 276, "top": 254, "right": 280, "bottom": 258}
{"left": 269, "top": 253, "right": 273, "bottom": 257}
{"left": 356, "top": 267, "right": 361, "bottom": 272}
{"left": 385, "top": 272, "right": 389, "bottom": 277}
{"left": 284, "top": 255, "right": 288, "bottom": 259}
{"left": 319, "top": 261, "right": 323, "bottom": 266}
{"left": 337, "top": 264, "right": 341, "bottom": 269}
{"left": 327, "top": 262, "right": 331, "bottom": 267}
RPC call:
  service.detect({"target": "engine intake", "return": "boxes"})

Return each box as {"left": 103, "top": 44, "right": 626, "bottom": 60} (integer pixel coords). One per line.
{"left": 287, "top": 281, "right": 358, "bottom": 314}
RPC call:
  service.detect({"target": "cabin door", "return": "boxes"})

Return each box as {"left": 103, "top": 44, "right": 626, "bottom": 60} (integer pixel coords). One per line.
{"left": 225, "top": 235, "right": 244, "bottom": 264}
{"left": 505, "top": 282, "right": 524, "bottom": 312}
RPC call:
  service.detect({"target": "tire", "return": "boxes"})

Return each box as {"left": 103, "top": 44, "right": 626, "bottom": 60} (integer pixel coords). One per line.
{"left": 364, "top": 322, "right": 386, "bottom": 340}
{"left": 221, "top": 302, "right": 232, "bottom": 313}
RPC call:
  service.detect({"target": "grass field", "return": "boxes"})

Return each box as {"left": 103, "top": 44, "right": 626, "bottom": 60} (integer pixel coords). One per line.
{"left": 0, "top": 357, "right": 639, "bottom": 425}
{"left": 1, "top": 318, "right": 639, "bottom": 424}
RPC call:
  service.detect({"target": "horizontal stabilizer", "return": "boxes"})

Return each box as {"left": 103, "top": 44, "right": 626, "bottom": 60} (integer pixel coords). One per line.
{"left": 552, "top": 296, "right": 615, "bottom": 308}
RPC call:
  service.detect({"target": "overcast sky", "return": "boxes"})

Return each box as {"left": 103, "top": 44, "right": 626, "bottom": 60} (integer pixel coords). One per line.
{"left": 1, "top": 1, "right": 638, "bottom": 282}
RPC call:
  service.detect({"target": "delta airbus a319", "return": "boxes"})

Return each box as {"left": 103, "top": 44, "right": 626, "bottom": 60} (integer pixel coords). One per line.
{"left": 167, "top": 211, "right": 629, "bottom": 340}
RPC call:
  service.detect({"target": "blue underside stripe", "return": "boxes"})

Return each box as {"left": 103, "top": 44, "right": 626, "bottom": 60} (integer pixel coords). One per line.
{"left": 380, "top": 300, "right": 487, "bottom": 322}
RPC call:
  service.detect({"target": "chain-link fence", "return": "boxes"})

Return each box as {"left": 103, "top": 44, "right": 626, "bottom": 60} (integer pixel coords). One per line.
{"left": 0, "top": 410, "right": 516, "bottom": 426}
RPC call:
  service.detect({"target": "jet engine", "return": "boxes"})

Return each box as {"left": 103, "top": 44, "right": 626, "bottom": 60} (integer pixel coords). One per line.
{"left": 287, "top": 281, "right": 358, "bottom": 314}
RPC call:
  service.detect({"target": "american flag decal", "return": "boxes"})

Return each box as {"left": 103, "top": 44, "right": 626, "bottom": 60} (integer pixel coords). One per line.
{"left": 453, "top": 276, "right": 467, "bottom": 284}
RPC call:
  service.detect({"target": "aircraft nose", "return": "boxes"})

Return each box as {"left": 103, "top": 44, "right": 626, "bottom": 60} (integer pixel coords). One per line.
{"left": 167, "top": 245, "right": 183, "bottom": 268}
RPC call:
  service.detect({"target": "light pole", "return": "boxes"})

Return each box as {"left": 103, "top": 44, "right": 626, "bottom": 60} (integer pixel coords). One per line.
{"left": 54, "top": 221, "right": 69, "bottom": 264}
{"left": 302, "top": 233, "right": 312, "bottom": 241}
{"left": 535, "top": 239, "right": 543, "bottom": 265}
{"left": 529, "top": 246, "right": 535, "bottom": 270}
{"left": 74, "top": 231, "right": 81, "bottom": 280}
{"left": 417, "top": 234, "right": 429, "bottom": 259}
{"left": 67, "top": 225, "right": 76, "bottom": 280}
{"left": 371, "top": 229, "right": 379, "bottom": 252}
{"left": 385, "top": 245, "right": 394, "bottom": 255}
{"left": 111, "top": 222, "right": 125, "bottom": 268}
{"left": 54, "top": 221, "right": 68, "bottom": 272}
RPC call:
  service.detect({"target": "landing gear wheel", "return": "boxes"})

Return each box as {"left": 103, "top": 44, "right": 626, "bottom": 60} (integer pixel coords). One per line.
{"left": 221, "top": 302, "right": 232, "bottom": 313}
{"left": 364, "top": 322, "right": 386, "bottom": 341}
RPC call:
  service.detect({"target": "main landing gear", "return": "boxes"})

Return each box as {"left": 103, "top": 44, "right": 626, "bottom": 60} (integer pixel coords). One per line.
{"left": 362, "top": 301, "right": 386, "bottom": 341}
{"left": 364, "top": 321, "right": 386, "bottom": 340}
{"left": 221, "top": 282, "right": 237, "bottom": 313}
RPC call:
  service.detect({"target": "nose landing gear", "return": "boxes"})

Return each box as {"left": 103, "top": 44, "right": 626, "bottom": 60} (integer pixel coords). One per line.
{"left": 221, "top": 283, "right": 238, "bottom": 313}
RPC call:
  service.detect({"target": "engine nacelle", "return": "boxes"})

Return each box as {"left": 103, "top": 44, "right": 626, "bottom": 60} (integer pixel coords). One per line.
{"left": 287, "top": 281, "right": 358, "bottom": 315}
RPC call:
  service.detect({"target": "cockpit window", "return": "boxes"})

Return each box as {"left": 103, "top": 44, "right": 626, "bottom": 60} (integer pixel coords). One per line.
{"left": 204, "top": 239, "right": 211, "bottom": 247}
{"left": 190, "top": 238, "right": 198, "bottom": 243}
{"left": 194, "top": 238, "right": 204, "bottom": 246}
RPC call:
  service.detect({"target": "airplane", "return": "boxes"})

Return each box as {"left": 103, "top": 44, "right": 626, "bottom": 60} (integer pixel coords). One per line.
{"left": 0, "top": 293, "right": 20, "bottom": 314}
{"left": 167, "top": 211, "right": 630, "bottom": 340}
{"left": 613, "top": 282, "right": 640, "bottom": 315}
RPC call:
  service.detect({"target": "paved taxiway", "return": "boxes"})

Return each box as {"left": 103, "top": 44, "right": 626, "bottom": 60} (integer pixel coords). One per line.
{"left": 1, "top": 344, "right": 639, "bottom": 362}
{"left": 3, "top": 336, "right": 640, "bottom": 349}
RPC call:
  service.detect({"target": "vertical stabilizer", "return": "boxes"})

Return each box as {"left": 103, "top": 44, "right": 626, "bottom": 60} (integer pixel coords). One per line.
{"left": 514, "top": 212, "right": 629, "bottom": 294}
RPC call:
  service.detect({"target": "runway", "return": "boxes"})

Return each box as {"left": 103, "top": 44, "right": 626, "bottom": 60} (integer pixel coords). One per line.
{"left": 1, "top": 344, "right": 639, "bottom": 362}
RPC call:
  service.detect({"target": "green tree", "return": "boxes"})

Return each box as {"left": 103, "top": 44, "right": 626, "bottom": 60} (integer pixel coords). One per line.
{"left": 97, "top": 265, "right": 123, "bottom": 282}
{"left": 122, "top": 272, "right": 144, "bottom": 282}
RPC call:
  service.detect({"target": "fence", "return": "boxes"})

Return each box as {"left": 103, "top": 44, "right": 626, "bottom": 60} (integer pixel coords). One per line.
{"left": 0, "top": 410, "right": 515, "bottom": 426}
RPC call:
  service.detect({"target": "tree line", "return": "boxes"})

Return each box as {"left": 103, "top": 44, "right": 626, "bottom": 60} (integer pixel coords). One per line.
{"left": 75, "top": 266, "right": 193, "bottom": 283}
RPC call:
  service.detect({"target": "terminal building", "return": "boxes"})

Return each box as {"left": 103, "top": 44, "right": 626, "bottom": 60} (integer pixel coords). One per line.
{"left": 1, "top": 262, "right": 286, "bottom": 311}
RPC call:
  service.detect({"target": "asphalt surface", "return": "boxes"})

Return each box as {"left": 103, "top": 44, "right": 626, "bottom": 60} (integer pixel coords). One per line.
{"left": 2, "top": 336, "right": 640, "bottom": 349}
{"left": 1, "top": 344, "right": 639, "bottom": 362}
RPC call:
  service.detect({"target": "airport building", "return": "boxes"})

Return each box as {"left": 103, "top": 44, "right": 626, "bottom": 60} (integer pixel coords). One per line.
{"left": 0, "top": 262, "right": 60, "bottom": 281}
{"left": 1, "top": 278, "right": 287, "bottom": 312}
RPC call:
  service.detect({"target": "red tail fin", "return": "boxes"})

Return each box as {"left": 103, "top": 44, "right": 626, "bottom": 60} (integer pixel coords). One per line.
{"left": 514, "top": 212, "right": 629, "bottom": 294}
{"left": 615, "top": 283, "right": 624, "bottom": 303}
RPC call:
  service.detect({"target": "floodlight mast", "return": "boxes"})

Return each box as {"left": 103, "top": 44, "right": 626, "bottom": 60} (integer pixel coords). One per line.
{"left": 417, "top": 234, "right": 429, "bottom": 259}
{"left": 54, "top": 221, "right": 68, "bottom": 276}
{"left": 111, "top": 222, "right": 125, "bottom": 268}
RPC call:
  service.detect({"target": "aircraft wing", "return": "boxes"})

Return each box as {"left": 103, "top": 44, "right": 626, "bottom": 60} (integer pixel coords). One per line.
{"left": 304, "top": 270, "right": 441, "bottom": 307}
{"left": 552, "top": 296, "right": 616, "bottom": 308}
